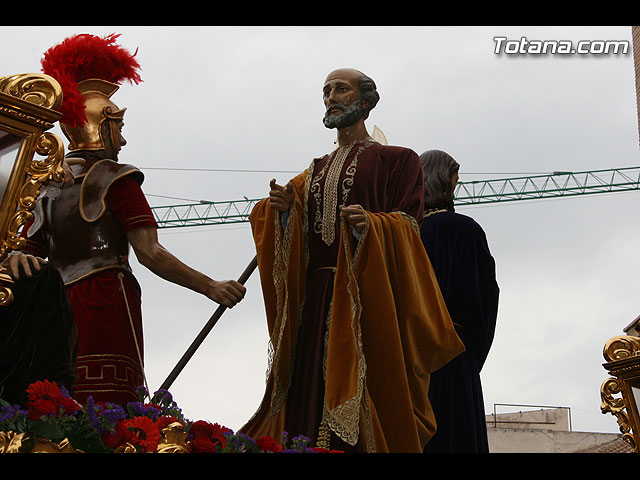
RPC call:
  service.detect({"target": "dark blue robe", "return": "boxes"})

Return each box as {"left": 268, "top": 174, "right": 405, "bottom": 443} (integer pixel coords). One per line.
{"left": 420, "top": 210, "right": 499, "bottom": 453}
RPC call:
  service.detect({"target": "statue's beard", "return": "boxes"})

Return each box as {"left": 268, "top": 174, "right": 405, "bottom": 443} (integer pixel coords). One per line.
{"left": 323, "top": 98, "right": 365, "bottom": 129}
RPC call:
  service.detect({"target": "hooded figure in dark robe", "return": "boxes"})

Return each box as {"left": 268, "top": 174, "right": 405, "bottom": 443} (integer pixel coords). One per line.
{"left": 420, "top": 149, "right": 499, "bottom": 453}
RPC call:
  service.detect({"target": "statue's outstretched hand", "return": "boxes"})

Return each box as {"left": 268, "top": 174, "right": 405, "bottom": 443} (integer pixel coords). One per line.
{"left": 207, "top": 279, "right": 247, "bottom": 308}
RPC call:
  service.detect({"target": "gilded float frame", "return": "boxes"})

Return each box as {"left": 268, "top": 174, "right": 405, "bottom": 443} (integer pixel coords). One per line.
{"left": 601, "top": 334, "right": 640, "bottom": 452}
{"left": 0, "top": 73, "right": 66, "bottom": 306}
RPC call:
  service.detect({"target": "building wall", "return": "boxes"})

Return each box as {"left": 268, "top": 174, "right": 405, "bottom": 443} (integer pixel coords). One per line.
{"left": 485, "top": 407, "right": 623, "bottom": 453}
{"left": 488, "top": 428, "right": 622, "bottom": 453}
{"left": 486, "top": 407, "right": 570, "bottom": 431}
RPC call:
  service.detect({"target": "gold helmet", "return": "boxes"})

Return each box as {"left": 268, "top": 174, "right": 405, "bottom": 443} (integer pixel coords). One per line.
{"left": 61, "top": 78, "right": 126, "bottom": 151}
{"left": 41, "top": 33, "right": 141, "bottom": 152}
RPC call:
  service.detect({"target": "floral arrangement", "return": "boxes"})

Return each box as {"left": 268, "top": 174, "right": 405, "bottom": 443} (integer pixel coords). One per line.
{"left": 0, "top": 380, "right": 342, "bottom": 454}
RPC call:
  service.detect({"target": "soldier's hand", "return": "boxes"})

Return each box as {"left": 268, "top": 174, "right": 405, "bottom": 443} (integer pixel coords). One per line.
{"left": 340, "top": 204, "right": 368, "bottom": 234}
{"left": 269, "top": 179, "right": 294, "bottom": 211}
{"left": 207, "top": 279, "right": 247, "bottom": 308}
{"left": 1, "top": 252, "right": 47, "bottom": 279}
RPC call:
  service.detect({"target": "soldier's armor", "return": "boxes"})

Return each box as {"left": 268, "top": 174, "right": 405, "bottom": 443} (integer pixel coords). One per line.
{"left": 28, "top": 158, "right": 144, "bottom": 286}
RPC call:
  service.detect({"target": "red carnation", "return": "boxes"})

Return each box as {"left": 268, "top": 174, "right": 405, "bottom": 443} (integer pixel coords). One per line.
{"left": 120, "top": 416, "right": 161, "bottom": 453}
{"left": 25, "top": 380, "right": 81, "bottom": 419}
{"left": 26, "top": 379, "right": 61, "bottom": 403}
{"left": 101, "top": 420, "right": 132, "bottom": 450}
{"left": 56, "top": 395, "right": 82, "bottom": 415}
{"left": 256, "top": 435, "right": 284, "bottom": 453}
{"left": 189, "top": 420, "right": 232, "bottom": 453}
{"left": 27, "top": 398, "right": 57, "bottom": 420}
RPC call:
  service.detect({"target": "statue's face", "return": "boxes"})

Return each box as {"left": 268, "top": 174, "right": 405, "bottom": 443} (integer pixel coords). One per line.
{"left": 102, "top": 119, "right": 126, "bottom": 161}
{"left": 322, "top": 69, "right": 366, "bottom": 129}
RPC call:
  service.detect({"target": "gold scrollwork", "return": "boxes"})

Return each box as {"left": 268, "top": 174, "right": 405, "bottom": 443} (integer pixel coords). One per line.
{"left": 30, "top": 437, "right": 82, "bottom": 453}
{"left": 0, "top": 73, "right": 63, "bottom": 111}
{"left": 1, "top": 422, "right": 191, "bottom": 453}
{"left": 156, "top": 422, "right": 191, "bottom": 453}
{"left": 0, "top": 431, "right": 27, "bottom": 453}
{"left": 0, "top": 269, "right": 14, "bottom": 307}
{"left": 603, "top": 335, "right": 640, "bottom": 363}
{"left": 0, "top": 431, "right": 83, "bottom": 453}
{"left": 112, "top": 443, "right": 138, "bottom": 453}
{"left": 601, "top": 377, "right": 638, "bottom": 451}
{"left": 0, "top": 131, "right": 64, "bottom": 259}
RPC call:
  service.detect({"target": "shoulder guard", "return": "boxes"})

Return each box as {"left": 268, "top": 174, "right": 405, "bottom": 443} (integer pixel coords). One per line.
{"left": 79, "top": 159, "right": 144, "bottom": 222}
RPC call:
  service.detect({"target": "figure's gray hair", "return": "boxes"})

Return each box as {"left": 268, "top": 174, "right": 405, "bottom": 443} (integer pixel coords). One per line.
{"left": 357, "top": 71, "right": 380, "bottom": 120}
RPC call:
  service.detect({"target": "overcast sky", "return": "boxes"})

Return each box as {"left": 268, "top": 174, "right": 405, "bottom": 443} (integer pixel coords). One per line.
{"left": 2, "top": 26, "right": 638, "bottom": 438}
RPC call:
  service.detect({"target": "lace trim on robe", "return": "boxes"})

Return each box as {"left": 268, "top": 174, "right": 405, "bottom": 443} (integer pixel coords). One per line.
{"left": 267, "top": 188, "right": 297, "bottom": 416}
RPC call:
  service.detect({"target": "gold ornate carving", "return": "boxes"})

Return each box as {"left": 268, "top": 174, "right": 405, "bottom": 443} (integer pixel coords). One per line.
{"left": 112, "top": 443, "right": 138, "bottom": 453}
{"left": 0, "top": 131, "right": 64, "bottom": 261}
{"left": 601, "top": 334, "right": 640, "bottom": 452}
{"left": 0, "top": 73, "right": 63, "bottom": 111}
{"left": 601, "top": 377, "right": 637, "bottom": 451}
{"left": 157, "top": 422, "right": 191, "bottom": 453}
{"left": 603, "top": 335, "right": 640, "bottom": 363}
{"left": 0, "top": 268, "right": 14, "bottom": 306}
{"left": 31, "top": 437, "right": 82, "bottom": 453}
{"left": 0, "top": 431, "right": 27, "bottom": 453}
{"left": 1, "top": 422, "right": 191, "bottom": 453}
{"left": 0, "top": 432, "right": 83, "bottom": 453}
{"left": 0, "top": 72, "right": 64, "bottom": 306}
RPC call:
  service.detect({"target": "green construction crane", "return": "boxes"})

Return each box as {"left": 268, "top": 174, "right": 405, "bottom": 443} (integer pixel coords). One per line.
{"left": 150, "top": 166, "right": 640, "bottom": 229}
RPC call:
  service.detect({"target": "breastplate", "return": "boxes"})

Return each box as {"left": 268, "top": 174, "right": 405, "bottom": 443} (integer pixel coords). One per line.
{"left": 30, "top": 159, "right": 144, "bottom": 285}
{"left": 44, "top": 182, "right": 130, "bottom": 284}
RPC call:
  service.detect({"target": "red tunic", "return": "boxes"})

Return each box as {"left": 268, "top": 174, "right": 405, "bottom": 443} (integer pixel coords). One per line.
{"left": 22, "top": 175, "right": 157, "bottom": 405}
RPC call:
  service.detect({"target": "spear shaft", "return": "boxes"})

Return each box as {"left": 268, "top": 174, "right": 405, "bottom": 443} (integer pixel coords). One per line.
{"left": 159, "top": 255, "right": 258, "bottom": 391}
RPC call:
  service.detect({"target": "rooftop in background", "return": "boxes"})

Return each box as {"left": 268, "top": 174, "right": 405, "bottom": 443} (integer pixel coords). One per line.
{"left": 486, "top": 406, "right": 629, "bottom": 453}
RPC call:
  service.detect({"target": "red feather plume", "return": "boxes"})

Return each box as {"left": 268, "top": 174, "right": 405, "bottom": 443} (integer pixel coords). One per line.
{"left": 41, "top": 33, "right": 142, "bottom": 127}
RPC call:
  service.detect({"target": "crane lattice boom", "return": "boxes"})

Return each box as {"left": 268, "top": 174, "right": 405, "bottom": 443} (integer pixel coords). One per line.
{"left": 150, "top": 166, "right": 640, "bottom": 229}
